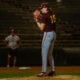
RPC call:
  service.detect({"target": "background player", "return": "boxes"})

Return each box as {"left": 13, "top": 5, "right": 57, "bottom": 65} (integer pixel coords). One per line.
{"left": 4, "top": 29, "right": 21, "bottom": 67}
{"left": 33, "top": 2, "right": 56, "bottom": 77}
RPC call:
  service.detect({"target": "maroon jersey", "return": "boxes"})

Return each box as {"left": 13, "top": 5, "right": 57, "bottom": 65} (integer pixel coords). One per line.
{"left": 41, "top": 11, "right": 56, "bottom": 32}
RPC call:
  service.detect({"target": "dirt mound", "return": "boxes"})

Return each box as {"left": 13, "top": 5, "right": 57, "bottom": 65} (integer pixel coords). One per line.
{"left": 0, "top": 75, "right": 80, "bottom": 80}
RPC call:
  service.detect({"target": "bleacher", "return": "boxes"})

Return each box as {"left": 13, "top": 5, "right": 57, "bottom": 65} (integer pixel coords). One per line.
{"left": 0, "top": 0, "right": 80, "bottom": 66}
{"left": 0, "top": 0, "right": 80, "bottom": 49}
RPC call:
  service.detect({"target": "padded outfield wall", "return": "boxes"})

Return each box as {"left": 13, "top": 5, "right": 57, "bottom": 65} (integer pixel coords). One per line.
{"left": 0, "top": 48, "right": 80, "bottom": 67}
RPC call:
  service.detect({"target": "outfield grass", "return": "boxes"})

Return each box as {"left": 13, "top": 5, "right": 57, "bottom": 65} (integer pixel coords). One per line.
{"left": 0, "top": 72, "right": 37, "bottom": 79}
{"left": 0, "top": 72, "right": 80, "bottom": 79}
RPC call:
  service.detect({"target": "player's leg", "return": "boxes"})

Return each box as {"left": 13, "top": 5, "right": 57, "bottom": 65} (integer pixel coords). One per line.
{"left": 37, "top": 32, "right": 49, "bottom": 77}
{"left": 37, "top": 32, "right": 56, "bottom": 77}
{"left": 13, "top": 49, "right": 17, "bottom": 67}
{"left": 7, "top": 49, "right": 12, "bottom": 68}
{"left": 48, "top": 41, "right": 56, "bottom": 76}
{"left": 48, "top": 40, "right": 55, "bottom": 71}
{"left": 7, "top": 54, "right": 11, "bottom": 68}
{"left": 13, "top": 56, "right": 16, "bottom": 67}
{"left": 48, "top": 31, "right": 56, "bottom": 76}
{"left": 41, "top": 32, "right": 51, "bottom": 73}
{"left": 41, "top": 32, "right": 56, "bottom": 72}
{"left": 38, "top": 32, "right": 55, "bottom": 76}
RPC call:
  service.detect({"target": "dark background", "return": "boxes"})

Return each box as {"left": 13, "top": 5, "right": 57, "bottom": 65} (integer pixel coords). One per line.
{"left": 0, "top": 0, "right": 80, "bottom": 67}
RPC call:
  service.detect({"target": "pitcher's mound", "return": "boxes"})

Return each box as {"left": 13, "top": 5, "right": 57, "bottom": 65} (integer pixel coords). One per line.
{"left": 0, "top": 75, "right": 80, "bottom": 80}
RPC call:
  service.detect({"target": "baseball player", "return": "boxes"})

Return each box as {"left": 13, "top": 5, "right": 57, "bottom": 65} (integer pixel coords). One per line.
{"left": 33, "top": 2, "right": 56, "bottom": 77}
{"left": 4, "top": 29, "right": 21, "bottom": 67}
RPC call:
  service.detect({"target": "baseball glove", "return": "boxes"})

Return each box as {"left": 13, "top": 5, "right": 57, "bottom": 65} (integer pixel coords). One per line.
{"left": 33, "top": 10, "right": 40, "bottom": 21}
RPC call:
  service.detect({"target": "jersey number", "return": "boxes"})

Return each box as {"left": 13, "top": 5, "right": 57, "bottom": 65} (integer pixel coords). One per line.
{"left": 50, "top": 15, "right": 56, "bottom": 24}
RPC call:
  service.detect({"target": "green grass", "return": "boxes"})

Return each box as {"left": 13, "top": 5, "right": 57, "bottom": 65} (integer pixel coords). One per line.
{"left": 0, "top": 72, "right": 37, "bottom": 79}
{"left": 0, "top": 72, "right": 80, "bottom": 79}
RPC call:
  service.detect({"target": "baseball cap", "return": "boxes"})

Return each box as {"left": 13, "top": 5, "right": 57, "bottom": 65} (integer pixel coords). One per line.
{"left": 40, "top": 2, "right": 49, "bottom": 9}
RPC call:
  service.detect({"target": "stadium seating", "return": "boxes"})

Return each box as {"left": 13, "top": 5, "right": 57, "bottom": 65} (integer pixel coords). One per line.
{"left": 0, "top": 0, "right": 80, "bottom": 49}
{"left": 0, "top": 0, "right": 80, "bottom": 66}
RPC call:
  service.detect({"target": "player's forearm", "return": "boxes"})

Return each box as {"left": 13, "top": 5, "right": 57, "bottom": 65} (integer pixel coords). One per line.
{"left": 36, "top": 22, "right": 43, "bottom": 31}
{"left": 17, "top": 40, "right": 21, "bottom": 47}
{"left": 4, "top": 40, "right": 10, "bottom": 48}
{"left": 36, "top": 22, "right": 45, "bottom": 31}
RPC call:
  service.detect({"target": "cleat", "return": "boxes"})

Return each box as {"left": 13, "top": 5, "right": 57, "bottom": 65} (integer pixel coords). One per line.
{"left": 37, "top": 72, "right": 47, "bottom": 77}
{"left": 48, "top": 71, "right": 56, "bottom": 76}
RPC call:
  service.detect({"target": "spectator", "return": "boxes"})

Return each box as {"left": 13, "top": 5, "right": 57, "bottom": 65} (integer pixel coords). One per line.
{"left": 4, "top": 29, "right": 21, "bottom": 67}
